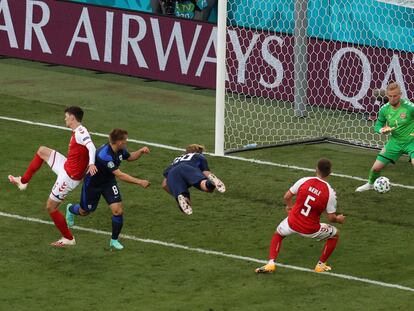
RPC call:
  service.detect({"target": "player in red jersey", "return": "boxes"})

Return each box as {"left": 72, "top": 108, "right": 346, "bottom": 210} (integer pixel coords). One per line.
{"left": 8, "top": 106, "right": 97, "bottom": 247}
{"left": 255, "top": 158, "right": 345, "bottom": 273}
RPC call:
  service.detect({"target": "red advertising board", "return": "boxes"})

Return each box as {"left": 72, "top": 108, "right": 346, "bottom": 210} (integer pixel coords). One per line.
{"left": 1, "top": 0, "right": 413, "bottom": 112}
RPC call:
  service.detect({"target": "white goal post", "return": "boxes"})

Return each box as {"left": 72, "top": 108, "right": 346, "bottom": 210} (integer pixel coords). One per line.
{"left": 215, "top": 0, "right": 414, "bottom": 155}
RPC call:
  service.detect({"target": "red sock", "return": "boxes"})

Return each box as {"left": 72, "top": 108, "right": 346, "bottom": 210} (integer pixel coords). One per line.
{"left": 49, "top": 210, "right": 73, "bottom": 240}
{"left": 268, "top": 233, "right": 284, "bottom": 260}
{"left": 21, "top": 154, "right": 44, "bottom": 184}
{"left": 319, "top": 236, "right": 339, "bottom": 263}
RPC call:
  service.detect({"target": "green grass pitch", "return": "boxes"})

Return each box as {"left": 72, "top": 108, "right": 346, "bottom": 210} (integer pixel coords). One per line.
{"left": 0, "top": 58, "right": 413, "bottom": 310}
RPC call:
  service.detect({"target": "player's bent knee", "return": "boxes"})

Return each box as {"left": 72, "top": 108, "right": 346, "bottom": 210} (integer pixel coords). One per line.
{"left": 110, "top": 203, "right": 123, "bottom": 215}
{"left": 372, "top": 160, "right": 386, "bottom": 172}
{"left": 37, "top": 146, "right": 52, "bottom": 160}
{"left": 45, "top": 199, "right": 60, "bottom": 213}
{"left": 372, "top": 166, "right": 381, "bottom": 172}
{"left": 37, "top": 146, "right": 46, "bottom": 155}
{"left": 45, "top": 205, "right": 56, "bottom": 213}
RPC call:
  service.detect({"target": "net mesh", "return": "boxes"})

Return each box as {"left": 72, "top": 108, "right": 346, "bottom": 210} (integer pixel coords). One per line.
{"left": 223, "top": 0, "right": 414, "bottom": 152}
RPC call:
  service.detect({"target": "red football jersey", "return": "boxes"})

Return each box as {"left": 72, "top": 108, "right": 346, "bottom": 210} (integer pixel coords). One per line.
{"left": 287, "top": 177, "right": 337, "bottom": 234}
{"left": 64, "top": 125, "right": 93, "bottom": 180}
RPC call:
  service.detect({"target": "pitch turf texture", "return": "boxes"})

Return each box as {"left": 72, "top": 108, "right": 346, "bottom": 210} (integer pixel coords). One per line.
{"left": 0, "top": 58, "right": 413, "bottom": 310}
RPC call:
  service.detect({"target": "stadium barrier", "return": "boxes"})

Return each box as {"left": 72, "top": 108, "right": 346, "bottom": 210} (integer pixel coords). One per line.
{"left": 1, "top": 0, "right": 413, "bottom": 113}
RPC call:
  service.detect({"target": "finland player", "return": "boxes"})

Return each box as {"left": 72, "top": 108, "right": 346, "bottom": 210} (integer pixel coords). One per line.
{"left": 162, "top": 144, "right": 225, "bottom": 215}
{"left": 255, "top": 158, "right": 345, "bottom": 274}
{"left": 8, "top": 106, "right": 97, "bottom": 247}
{"left": 65, "top": 129, "right": 150, "bottom": 250}
{"left": 356, "top": 82, "right": 414, "bottom": 192}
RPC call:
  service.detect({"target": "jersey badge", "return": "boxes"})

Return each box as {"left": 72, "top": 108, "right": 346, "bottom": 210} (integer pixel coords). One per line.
{"left": 108, "top": 161, "right": 115, "bottom": 168}
{"left": 400, "top": 113, "right": 406, "bottom": 119}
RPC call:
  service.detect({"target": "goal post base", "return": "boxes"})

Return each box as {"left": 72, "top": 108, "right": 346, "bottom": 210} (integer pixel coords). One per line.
{"left": 224, "top": 137, "right": 382, "bottom": 155}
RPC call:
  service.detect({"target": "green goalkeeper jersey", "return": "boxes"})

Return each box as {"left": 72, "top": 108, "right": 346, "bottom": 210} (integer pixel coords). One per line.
{"left": 374, "top": 99, "right": 414, "bottom": 142}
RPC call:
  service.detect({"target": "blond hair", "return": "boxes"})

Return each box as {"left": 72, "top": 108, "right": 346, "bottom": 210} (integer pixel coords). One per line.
{"left": 386, "top": 82, "right": 401, "bottom": 92}
{"left": 186, "top": 144, "right": 205, "bottom": 154}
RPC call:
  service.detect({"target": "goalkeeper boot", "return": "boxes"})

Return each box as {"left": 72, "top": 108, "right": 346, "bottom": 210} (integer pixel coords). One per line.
{"left": 314, "top": 262, "right": 332, "bottom": 273}
{"left": 8, "top": 175, "right": 27, "bottom": 191}
{"left": 255, "top": 263, "right": 276, "bottom": 273}
{"left": 207, "top": 174, "right": 226, "bottom": 193}
{"left": 50, "top": 237, "right": 76, "bottom": 247}
{"left": 177, "top": 194, "right": 193, "bottom": 215}
{"left": 65, "top": 203, "right": 75, "bottom": 228}
{"left": 110, "top": 239, "right": 124, "bottom": 250}
{"left": 355, "top": 183, "right": 374, "bottom": 192}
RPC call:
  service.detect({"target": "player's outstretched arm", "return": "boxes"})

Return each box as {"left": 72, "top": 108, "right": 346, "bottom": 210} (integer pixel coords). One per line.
{"left": 127, "top": 147, "right": 150, "bottom": 161}
{"left": 113, "top": 169, "right": 151, "bottom": 188}
{"left": 380, "top": 126, "right": 394, "bottom": 134}
{"left": 327, "top": 213, "right": 346, "bottom": 224}
{"left": 87, "top": 164, "right": 98, "bottom": 176}
{"left": 283, "top": 190, "right": 294, "bottom": 212}
{"left": 374, "top": 106, "right": 388, "bottom": 134}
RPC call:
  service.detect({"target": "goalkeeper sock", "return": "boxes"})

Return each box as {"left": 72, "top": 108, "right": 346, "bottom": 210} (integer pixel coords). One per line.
{"left": 368, "top": 169, "right": 381, "bottom": 184}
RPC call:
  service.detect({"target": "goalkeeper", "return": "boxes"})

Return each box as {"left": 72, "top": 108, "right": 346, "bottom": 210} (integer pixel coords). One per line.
{"left": 356, "top": 82, "right": 414, "bottom": 192}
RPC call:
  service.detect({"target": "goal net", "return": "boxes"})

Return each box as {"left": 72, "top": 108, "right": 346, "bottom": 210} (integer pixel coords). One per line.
{"left": 216, "top": 0, "right": 414, "bottom": 153}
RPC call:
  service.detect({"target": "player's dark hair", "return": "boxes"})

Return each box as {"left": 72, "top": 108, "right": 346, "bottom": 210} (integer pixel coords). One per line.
{"left": 109, "top": 128, "right": 128, "bottom": 144}
{"left": 317, "top": 158, "right": 332, "bottom": 177}
{"left": 64, "top": 106, "right": 84, "bottom": 122}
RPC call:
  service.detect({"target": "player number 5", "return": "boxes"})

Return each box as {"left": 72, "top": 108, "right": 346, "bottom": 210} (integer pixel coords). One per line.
{"left": 301, "top": 195, "right": 316, "bottom": 217}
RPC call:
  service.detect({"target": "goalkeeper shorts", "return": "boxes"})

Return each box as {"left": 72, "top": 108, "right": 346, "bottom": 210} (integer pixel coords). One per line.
{"left": 377, "top": 138, "right": 414, "bottom": 164}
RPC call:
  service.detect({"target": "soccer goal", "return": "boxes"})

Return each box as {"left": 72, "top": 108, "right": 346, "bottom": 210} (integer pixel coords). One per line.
{"left": 215, "top": 0, "right": 414, "bottom": 155}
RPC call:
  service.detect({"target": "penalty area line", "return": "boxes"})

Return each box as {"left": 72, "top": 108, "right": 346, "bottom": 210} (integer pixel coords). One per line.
{"left": 0, "top": 211, "right": 413, "bottom": 293}
{"left": 1, "top": 115, "right": 413, "bottom": 190}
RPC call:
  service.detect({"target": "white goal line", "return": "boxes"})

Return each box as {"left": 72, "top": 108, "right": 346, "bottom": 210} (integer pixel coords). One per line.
{"left": 1, "top": 115, "right": 413, "bottom": 190}
{"left": 0, "top": 211, "right": 413, "bottom": 293}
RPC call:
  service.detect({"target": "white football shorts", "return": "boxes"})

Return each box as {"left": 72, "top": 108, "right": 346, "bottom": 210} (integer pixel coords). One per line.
{"left": 276, "top": 217, "right": 337, "bottom": 241}
{"left": 47, "top": 150, "right": 81, "bottom": 202}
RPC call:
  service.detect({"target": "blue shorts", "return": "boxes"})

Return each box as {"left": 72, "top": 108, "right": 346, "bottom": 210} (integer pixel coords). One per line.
{"left": 80, "top": 176, "right": 122, "bottom": 213}
{"left": 166, "top": 164, "right": 207, "bottom": 198}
